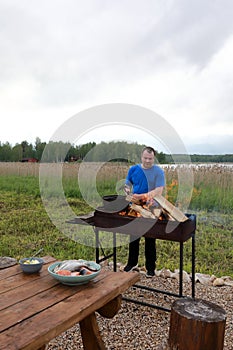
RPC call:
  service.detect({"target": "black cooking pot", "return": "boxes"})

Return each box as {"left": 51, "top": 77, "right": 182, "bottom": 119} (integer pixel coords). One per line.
{"left": 102, "top": 194, "right": 129, "bottom": 213}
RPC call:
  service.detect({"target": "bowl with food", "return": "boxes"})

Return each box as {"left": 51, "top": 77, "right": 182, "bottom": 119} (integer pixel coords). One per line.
{"left": 48, "top": 259, "right": 101, "bottom": 285}
{"left": 19, "top": 257, "right": 44, "bottom": 274}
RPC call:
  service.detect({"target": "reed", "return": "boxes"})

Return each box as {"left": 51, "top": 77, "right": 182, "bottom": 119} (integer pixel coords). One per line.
{"left": 0, "top": 162, "right": 232, "bottom": 212}
{"left": 163, "top": 164, "right": 233, "bottom": 213}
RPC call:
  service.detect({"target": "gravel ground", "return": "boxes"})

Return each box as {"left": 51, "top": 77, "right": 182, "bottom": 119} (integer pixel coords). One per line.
{"left": 47, "top": 266, "right": 233, "bottom": 350}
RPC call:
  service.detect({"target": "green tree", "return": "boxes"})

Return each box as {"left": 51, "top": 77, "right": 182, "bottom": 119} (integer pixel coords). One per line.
{"left": 11, "top": 144, "right": 22, "bottom": 161}
{"left": 35, "top": 137, "right": 46, "bottom": 161}
{"left": 0, "top": 142, "right": 12, "bottom": 161}
{"left": 20, "top": 141, "right": 35, "bottom": 159}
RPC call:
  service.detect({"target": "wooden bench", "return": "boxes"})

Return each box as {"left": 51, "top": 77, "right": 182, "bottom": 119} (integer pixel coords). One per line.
{"left": 0, "top": 256, "right": 140, "bottom": 350}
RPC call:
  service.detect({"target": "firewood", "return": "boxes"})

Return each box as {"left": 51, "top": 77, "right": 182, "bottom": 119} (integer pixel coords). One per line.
{"left": 130, "top": 203, "right": 156, "bottom": 219}
{"left": 160, "top": 209, "right": 175, "bottom": 221}
{"left": 151, "top": 208, "right": 162, "bottom": 218}
{"left": 154, "top": 195, "right": 188, "bottom": 222}
{"left": 125, "top": 195, "right": 141, "bottom": 205}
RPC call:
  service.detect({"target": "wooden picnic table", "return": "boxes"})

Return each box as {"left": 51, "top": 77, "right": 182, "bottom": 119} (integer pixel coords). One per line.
{"left": 0, "top": 256, "right": 140, "bottom": 350}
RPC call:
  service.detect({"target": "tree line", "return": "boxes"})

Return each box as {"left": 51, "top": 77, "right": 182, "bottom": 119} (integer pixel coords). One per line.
{"left": 0, "top": 138, "right": 232, "bottom": 163}
{"left": 0, "top": 138, "right": 96, "bottom": 163}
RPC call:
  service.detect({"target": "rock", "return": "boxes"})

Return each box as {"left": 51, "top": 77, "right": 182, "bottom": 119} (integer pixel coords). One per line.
{"left": 223, "top": 277, "right": 233, "bottom": 287}
{"left": 172, "top": 269, "right": 191, "bottom": 282}
{"left": 160, "top": 268, "right": 172, "bottom": 278}
{"left": 224, "top": 280, "right": 233, "bottom": 287}
{"left": 155, "top": 269, "right": 162, "bottom": 277}
{"left": 0, "top": 256, "right": 17, "bottom": 269}
{"left": 210, "top": 275, "right": 217, "bottom": 282}
{"left": 195, "top": 273, "right": 212, "bottom": 285}
{"left": 213, "top": 278, "right": 225, "bottom": 287}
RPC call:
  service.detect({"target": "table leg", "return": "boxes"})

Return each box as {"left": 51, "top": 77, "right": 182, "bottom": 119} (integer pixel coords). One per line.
{"left": 98, "top": 295, "right": 122, "bottom": 318}
{"left": 79, "top": 312, "right": 106, "bottom": 350}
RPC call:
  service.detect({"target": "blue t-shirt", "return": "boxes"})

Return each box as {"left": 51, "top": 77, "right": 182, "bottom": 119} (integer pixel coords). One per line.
{"left": 125, "top": 164, "right": 165, "bottom": 194}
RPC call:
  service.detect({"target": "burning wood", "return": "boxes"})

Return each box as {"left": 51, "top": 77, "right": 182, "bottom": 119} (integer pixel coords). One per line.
{"left": 130, "top": 203, "right": 156, "bottom": 219}
{"left": 119, "top": 202, "right": 172, "bottom": 220}
{"left": 123, "top": 194, "right": 188, "bottom": 222}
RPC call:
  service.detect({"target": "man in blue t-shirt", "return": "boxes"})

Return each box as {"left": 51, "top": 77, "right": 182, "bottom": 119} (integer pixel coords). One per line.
{"left": 124, "top": 146, "right": 165, "bottom": 277}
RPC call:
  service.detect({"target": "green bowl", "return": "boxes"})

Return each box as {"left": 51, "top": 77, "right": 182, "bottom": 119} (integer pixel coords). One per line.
{"left": 48, "top": 260, "right": 101, "bottom": 286}
{"left": 19, "top": 257, "right": 44, "bottom": 274}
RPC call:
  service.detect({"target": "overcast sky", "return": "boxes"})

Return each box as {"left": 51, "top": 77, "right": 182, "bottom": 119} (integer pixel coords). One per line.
{"left": 0, "top": 0, "right": 233, "bottom": 154}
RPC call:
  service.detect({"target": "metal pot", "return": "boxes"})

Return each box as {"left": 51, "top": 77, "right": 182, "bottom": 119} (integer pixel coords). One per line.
{"left": 102, "top": 194, "right": 129, "bottom": 213}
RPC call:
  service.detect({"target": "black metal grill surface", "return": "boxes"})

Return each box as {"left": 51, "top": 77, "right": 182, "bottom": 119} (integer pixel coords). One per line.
{"left": 69, "top": 208, "right": 196, "bottom": 243}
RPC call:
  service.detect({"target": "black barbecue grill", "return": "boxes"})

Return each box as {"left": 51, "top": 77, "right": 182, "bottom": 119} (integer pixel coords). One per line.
{"left": 68, "top": 195, "right": 196, "bottom": 312}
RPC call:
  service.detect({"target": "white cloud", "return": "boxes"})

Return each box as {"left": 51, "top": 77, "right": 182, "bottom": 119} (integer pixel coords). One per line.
{"left": 0, "top": 0, "right": 233, "bottom": 153}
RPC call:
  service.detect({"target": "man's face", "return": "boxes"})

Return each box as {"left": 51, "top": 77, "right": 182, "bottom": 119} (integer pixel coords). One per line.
{"left": 141, "top": 150, "right": 155, "bottom": 169}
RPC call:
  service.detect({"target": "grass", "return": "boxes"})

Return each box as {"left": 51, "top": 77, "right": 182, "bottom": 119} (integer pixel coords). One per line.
{"left": 0, "top": 191, "right": 96, "bottom": 261}
{"left": 0, "top": 162, "right": 232, "bottom": 277}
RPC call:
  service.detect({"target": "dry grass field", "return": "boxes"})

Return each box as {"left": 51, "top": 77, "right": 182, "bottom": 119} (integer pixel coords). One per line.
{"left": 1, "top": 161, "right": 232, "bottom": 211}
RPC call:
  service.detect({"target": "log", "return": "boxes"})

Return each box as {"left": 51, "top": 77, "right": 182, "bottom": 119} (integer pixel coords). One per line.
{"left": 125, "top": 194, "right": 141, "bottom": 204}
{"left": 131, "top": 203, "right": 156, "bottom": 219}
{"left": 151, "top": 207, "right": 162, "bottom": 218}
{"left": 168, "top": 298, "right": 226, "bottom": 350}
{"left": 126, "top": 194, "right": 188, "bottom": 222}
{"left": 154, "top": 195, "right": 188, "bottom": 222}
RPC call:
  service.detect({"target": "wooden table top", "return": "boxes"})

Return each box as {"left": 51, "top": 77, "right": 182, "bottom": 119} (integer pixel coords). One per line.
{"left": 0, "top": 256, "right": 140, "bottom": 350}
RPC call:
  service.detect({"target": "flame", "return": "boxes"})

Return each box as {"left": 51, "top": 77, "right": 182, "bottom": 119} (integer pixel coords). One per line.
{"left": 119, "top": 208, "right": 141, "bottom": 217}
{"left": 118, "top": 202, "right": 166, "bottom": 221}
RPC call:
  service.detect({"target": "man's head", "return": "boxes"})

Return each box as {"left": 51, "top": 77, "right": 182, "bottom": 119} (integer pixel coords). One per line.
{"left": 141, "top": 146, "right": 156, "bottom": 169}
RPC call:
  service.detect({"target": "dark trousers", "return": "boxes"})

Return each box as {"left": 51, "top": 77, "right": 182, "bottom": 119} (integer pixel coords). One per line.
{"left": 127, "top": 237, "right": 156, "bottom": 271}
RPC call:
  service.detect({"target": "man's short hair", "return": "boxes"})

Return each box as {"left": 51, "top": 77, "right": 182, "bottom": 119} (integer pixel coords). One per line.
{"left": 142, "top": 146, "right": 156, "bottom": 155}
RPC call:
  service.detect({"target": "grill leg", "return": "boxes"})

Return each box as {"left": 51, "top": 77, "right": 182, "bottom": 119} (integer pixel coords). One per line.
{"left": 95, "top": 228, "right": 100, "bottom": 263}
{"left": 113, "top": 232, "right": 117, "bottom": 272}
{"left": 192, "top": 232, "right": 195, "bottom": 298}
{"left": 179, "top": 242, "right": 183, "bottom": 297}
{"left": 95, "top": 228, "right": 117, "bottom": 268}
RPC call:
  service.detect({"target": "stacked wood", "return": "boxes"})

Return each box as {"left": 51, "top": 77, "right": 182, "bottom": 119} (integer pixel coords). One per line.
{"left": 125, "top": 194, "right": 141, "bottom": 205}
{"left": 130, "top": 203, "right": 156, "bottom": 219}
{"left": 151, "top": 208, "right": 163, "bottom": 218}
{"left": 125, "top": 194, "right": 188, "bottom": 222}
{"left": 168, "top": 298, "right": 226, "bottom": 350}
{"left": 154, "top": 195, "right": 188, "bottom": 222}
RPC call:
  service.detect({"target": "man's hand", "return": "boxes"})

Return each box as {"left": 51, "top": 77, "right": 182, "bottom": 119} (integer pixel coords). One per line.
{"left": 124, "top": 185, "right": 131, "bottom": 195}
{"left": 132, "top": 187, "right": 164, "bottom": 201}
{"left": 132, "top": 193, "right": 148, "bottom": 201}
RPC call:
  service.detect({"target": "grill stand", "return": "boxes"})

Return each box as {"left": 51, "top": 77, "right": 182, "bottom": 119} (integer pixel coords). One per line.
{"left": 94, "top": 228, "right": 195, "bottom": 312}
{"left": 68, "top": 213, "right": 196, "bottom": 312}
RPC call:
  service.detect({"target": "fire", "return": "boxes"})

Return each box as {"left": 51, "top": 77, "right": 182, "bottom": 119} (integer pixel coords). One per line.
{"left": 118, "top": 200, "right": 171, "bottom": 221}
{"left": 119, "top": 207, "right": 141, "bottom": 217}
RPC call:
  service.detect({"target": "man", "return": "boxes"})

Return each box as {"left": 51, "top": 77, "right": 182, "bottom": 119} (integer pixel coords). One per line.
{"left": 123, "top": 146, "right": 165, "bottom": 277}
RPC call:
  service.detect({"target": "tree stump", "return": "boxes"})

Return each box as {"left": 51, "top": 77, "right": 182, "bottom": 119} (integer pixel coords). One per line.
{"left": 168, "top": 298, "right": 226, "bottom": 350}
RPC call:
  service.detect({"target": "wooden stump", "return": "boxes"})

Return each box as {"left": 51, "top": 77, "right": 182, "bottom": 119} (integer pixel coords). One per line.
{"left": 168, "top": 298, "right": 226, "bottom": 350}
